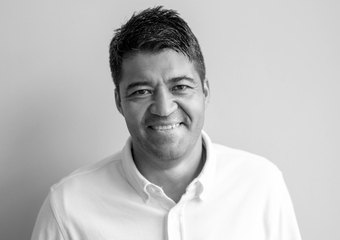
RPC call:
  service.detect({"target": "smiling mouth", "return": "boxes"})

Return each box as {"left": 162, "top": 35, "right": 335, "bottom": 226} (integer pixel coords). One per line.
{"left": 149, "top": 123, "right": 181, "bottom": 131}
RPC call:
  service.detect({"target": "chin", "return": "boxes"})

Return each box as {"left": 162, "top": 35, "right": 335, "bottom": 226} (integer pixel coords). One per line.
{"left": 150, "top": 148, "right": 186, "bottom": 162}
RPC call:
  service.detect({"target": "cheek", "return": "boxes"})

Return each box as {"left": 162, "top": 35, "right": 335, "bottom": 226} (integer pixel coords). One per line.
{"left": 180, "top": 98, "right": 206, "bottom": 116}
{"left": 122, "top": 103, "right": 147, "bottom": 125}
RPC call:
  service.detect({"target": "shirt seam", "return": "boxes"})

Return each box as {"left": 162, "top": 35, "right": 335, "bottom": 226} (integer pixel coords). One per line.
{"left": 49, "top": 191, "right": 68, "bottom": 240}
{"left": 215, "top": 151, "right": 281, "bottom": 174}
{"left": 52, "top": 155, "right": 122, "bottom": 190}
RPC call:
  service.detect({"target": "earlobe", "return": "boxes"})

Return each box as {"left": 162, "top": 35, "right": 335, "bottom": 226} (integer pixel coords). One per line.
{"left": 115, "top": 89, "right": 124, "bottom": 116}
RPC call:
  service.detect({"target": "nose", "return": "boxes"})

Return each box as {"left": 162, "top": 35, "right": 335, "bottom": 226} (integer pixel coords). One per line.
{"left": 149, "top": 88, "right": 177, "bottom": 116}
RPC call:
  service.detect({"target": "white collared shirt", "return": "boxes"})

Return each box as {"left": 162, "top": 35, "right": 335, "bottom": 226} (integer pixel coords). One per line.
{"left": 31, "top": 131, "right": 301, "bottom": 240}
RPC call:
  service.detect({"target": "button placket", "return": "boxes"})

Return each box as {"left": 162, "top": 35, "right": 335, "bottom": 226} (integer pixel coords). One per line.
{"left": 167, "top": 208, "right": 181, "bottom": 240}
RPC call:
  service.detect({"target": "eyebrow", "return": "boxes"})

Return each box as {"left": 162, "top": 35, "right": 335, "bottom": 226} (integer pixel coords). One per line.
{"left": 168, "top": 76, "right": 196, "bottom": 84}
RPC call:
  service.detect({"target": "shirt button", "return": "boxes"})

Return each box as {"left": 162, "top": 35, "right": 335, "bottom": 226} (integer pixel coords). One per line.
{"left": 155, "top": 190, "right": 163, "bottom": 196}
{"left": 147, "top": 185, "right": 155, "bottom": 193}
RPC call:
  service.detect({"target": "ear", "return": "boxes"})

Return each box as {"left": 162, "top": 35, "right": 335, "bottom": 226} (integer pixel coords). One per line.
{"left": 202, "top": 78, "right": 210, "bottom": 108}
{"left": 115, "top": 88, "right": 124, "bottom": 116}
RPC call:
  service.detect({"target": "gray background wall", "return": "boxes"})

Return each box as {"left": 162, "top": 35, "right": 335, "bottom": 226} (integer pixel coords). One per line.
{"left": 1, "top": 0, "right": 339, "bottom": 239}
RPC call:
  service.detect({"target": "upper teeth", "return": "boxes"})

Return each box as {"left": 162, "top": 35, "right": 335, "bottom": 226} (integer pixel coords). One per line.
{"left": 152, "top": 123, "right": 180, "bottom": 130}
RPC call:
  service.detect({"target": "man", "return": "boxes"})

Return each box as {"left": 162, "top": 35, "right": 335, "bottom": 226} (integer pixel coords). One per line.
{"left": 31, "top": 6, "right": 301, "bottom": 240}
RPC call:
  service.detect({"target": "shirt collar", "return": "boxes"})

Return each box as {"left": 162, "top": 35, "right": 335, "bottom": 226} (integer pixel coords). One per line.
{"left": 122, "top": 130, "right": 216, "bottom": 202}
{"left": 196, "top": 130, "right": 216, "bottom": 201}
{"left": 122, "top": 138, "right": 151, "bottom": 202}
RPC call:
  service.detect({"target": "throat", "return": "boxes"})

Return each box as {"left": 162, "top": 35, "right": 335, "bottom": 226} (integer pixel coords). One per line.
{"left": 145, "top": 146, "right": 206, "bottom": 203}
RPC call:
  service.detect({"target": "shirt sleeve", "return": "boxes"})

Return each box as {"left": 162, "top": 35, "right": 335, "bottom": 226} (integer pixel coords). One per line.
{"left": 31, "top": 193, "right": 66, "bottom": 240}
{"left": 270, "top": 172, "right": 302, "bottom": 240}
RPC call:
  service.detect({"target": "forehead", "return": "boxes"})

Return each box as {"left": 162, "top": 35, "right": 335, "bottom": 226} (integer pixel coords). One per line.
{"left": 120, "top": 50, "right": 199, "bottom": 85}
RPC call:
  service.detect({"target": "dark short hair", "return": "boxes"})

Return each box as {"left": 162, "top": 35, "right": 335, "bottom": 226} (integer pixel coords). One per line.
{"left": 109, "top": 6, "right": 206, "bottom": 90}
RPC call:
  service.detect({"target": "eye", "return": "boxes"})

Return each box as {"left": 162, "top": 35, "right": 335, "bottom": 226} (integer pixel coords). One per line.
{"left": 132, "top": 89, "right": 152, "bottom": 95}
{"left": 172, "top": 85, "right": 188, "bottom": 91}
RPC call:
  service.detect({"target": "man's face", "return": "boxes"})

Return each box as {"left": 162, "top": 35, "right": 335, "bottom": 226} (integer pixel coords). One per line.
{"left": 116, "top": 49, "right": 209, "bottom": 165}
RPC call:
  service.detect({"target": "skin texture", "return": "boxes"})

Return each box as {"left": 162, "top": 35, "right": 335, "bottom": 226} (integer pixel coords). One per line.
{"left": 115, "top": 49, "right": 210, "bottom": 202}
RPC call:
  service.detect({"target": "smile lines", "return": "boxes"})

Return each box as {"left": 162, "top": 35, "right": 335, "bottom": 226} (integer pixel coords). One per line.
{"left": 150, "top": 123, "right": 181, "bottom": 131}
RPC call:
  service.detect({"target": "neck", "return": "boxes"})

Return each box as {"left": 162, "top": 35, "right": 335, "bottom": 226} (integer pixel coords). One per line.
{"left": 133, "top": 138, "right": 205, "bottom": 203}
{"left": 149, "top": 149, "right": 205, "bottom": 202}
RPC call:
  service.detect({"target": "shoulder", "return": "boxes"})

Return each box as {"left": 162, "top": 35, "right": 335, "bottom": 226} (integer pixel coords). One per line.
{"left": 39, "top": 152, "right": 126, "bottom": 234}
{"left": 50, "top": 151, "right": 124, "bottom": 195}
{"left": 211, "top": 143, "right": 282, "bottom": 181}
